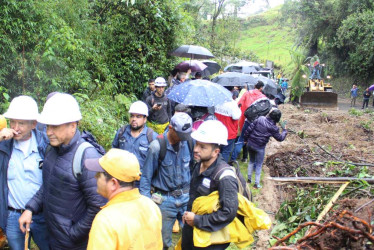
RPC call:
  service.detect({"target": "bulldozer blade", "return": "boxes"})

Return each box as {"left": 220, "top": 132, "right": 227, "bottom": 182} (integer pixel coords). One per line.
{"left": 300, "top": 92, "right": 338, "bottom": 109}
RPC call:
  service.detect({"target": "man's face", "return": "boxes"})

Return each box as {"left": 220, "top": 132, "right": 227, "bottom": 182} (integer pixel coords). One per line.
{"left": 95, "top": 172, "right": 110, "bottom": 199}
{"left": 193, "top": 141, "right": 218, "bottom": 162}
{"left": 9, "top": 119, "right": 36, "bottom": 141}
{"left": 130, "top": 113, "right": 147, "bottom": 131}
{"left": 156, "top": 86, "right": 165, "bottom": 96}
{"left": 149, "top": 81, "right": 155, "bottom": 91}
{"left": 46, "top": 122, "right": 77, "bottom": 147}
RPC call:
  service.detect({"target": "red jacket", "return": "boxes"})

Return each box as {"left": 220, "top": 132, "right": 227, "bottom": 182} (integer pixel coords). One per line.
{"left": 215, "top": 100, "right": 241, "bottom": 140}
{"left": 237, "top": 89, "right": 266, "bottom": 130}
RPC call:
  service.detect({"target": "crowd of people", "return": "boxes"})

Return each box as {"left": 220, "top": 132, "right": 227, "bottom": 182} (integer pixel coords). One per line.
{"left": 0, "top": 68, "right": 287, "bottom": 249}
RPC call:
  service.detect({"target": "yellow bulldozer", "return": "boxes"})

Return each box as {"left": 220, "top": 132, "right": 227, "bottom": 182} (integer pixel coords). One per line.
{"left": 300, "top": 62, "right": 338, "bottom": 109}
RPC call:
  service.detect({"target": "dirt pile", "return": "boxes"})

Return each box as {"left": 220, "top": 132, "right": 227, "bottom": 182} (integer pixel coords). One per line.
{"left": 253, "top": 102, "right": 374, "bottom": 249}
{"left": 265, "top": 104, "right": 374, "bottom": 179}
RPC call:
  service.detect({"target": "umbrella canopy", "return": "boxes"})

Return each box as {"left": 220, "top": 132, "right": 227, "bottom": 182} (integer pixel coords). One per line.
{"left": 175, "top": 60, "right": 207, "bottom": 72}
{"left": 169, "top": 45, "right": 214, "bottom": 59}
{"left": 224, "top": 61, "right": 261, "bottom": 74}
{"left": 369, "top": 84, "right": 374, "bottom": 92}
{"left": 212, "top": 72, "right": 257, "bottom": 87}
{"left": 201, "top": 60, "right": 221, "bottom": 77}
{"left": 166, "top": 79, "right": 232, "bottom": 107}
{"left": 255, "top": 76, "right": 279, "bottom": 97}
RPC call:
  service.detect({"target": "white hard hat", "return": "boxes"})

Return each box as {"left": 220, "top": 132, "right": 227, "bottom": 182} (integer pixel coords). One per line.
{"left": 129, "top": 101, "right": 148, "bottom": 116}
{"left": 3, "top": 96, "right": 39, "bottom": 120}
{"left": 154, "top": 77, "right": 167, "bottom": 87}
{"left": 191, "top": 120, "right": 228, "bottom": 145}
{"left": 38, "top": 93, "right": 82, "bottom": 125}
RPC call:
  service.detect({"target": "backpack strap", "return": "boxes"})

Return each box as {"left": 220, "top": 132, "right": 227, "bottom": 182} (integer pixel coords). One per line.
{"left": 146, "top": 127, "right": 155, "bottom": 144}
{"left": 156, "top": 135, "right": 167, "bottom": 166}
{"left": 118, "top": 125, "right": 128, "bottom": 141}
{"left": 73, "top": 142, "right": 94, "bottom": 179}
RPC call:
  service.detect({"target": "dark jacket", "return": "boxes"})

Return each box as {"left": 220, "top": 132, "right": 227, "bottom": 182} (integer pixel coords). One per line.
{"left": 181, "top": 155, "right": 238, "bottom": 249}
{"left": 244, "top": 116, "right": 287, "bottom": 149}
{"left": 142, "top": 87, "right": 153, "bottom": 102}
{"left": 146, "top": 92, "right": 171, "bottom": 124}
{"left": 26, "top": 130, "right": 107, "bottom": 250}
{"left": 0, "top": 129, "right": 48, "bottom": 231}
{"left": 363, "top": 90, "right": 371, "bottom": 99}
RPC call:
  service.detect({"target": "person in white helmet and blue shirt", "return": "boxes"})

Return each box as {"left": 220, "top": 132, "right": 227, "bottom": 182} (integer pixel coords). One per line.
{"left": 0, "top": 96, "right": 50, "bottom": 250}
{"left": 111, "top": 101, "right": 158, "bottom": 185}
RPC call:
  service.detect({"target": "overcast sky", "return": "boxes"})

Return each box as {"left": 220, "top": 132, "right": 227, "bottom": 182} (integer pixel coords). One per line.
{"left": 238, "top": 0, "right": 285, "bottom": 17}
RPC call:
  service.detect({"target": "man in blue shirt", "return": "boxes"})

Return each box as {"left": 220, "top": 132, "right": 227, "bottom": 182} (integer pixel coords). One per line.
{"left": 112, "top": 101, "right": 158, "bottom": 176}
{"left": 140, "top": 112, "right": 193, "bottom": 249}
{"left": 0, "top": 96, "right": 49, "bottom": 250}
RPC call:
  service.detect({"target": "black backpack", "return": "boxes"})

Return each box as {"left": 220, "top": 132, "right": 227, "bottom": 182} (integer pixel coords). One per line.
{"left": 244, "top": 97, "right": 272, "bottom": 122}
{"left": 156, "top": 134, "right": 195, "bottom": 170}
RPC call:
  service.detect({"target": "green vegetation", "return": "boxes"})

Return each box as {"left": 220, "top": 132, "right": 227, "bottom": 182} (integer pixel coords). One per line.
{"left": 237, "top": 6, "right": 295, "bottom": 74}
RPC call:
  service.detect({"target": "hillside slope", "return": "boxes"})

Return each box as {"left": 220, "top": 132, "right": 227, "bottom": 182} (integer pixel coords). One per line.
{"left": 237, "top": 6, "right": 294, "bottom": 74}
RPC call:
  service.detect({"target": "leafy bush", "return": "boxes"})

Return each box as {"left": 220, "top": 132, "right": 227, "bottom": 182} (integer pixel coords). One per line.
{"left": 271, "top": 185, "right": 333, "bottom": 245}
{"left": 76, "top": 92, "right": 137, "bottom": 150}
{"left": 348, "top": 108, "right": 363, "bottom": 116}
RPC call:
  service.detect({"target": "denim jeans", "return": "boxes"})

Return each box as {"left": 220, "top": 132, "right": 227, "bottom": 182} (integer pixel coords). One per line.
{"left": 6, "top": 210, "right": 50, "bottom": 250}
{"left": 158, "top": 193, "right": 189, "bottom": 249}
{"left": 220, "top": 138, "right": 235, "bottom": 163}
{"left": 247, "top": 146, "right": 265, "bottom": 185}
{"left": 231, "top": 121, "right": 250, "bottom": 161}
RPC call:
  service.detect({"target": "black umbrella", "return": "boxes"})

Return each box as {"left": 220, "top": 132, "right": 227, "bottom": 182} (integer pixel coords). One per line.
{"left": 224, "top": 61, "right": 260, "bottom": 74}
{"left": 201, "top": 60, "right": 221, "bottom": 77}
{"left": 169, "top": 45, "right": 214, "bottom": 59}
{"left": 212, "top": 72, "right": 257, "bottom": 87}
{"left": 256, "top": 76, "right": 279, "bottom": 97}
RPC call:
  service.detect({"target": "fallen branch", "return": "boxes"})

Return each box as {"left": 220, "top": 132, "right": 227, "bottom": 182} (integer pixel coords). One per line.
{"left": 314, "top": 142, "right": 374, "bottom": 167}
{"left": 314, "top": 142, "right": 340, "bottom": 160}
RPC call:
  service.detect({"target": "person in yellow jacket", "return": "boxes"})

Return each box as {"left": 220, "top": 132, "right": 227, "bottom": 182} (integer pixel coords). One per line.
{"left": 182, "top": 120, "right": 239, "bottom": 249}
{"left": 85, "top": 148, "right": 162, "bottom": 250}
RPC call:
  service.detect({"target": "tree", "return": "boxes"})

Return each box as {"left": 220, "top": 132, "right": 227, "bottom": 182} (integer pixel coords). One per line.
{"left": 335, "top": 10, "right": 374, "bottom": 80}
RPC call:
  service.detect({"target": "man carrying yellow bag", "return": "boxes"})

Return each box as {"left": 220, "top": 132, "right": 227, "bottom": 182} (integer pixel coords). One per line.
{"left": 180, "top": 120, "right": 271, "bottom": 249}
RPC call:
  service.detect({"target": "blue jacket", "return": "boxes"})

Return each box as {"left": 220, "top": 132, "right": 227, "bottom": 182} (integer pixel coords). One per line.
{"left": 111, "top": 125, "right": 157, "bottom": 170}
{"left": 350, "top": 88, "right": 358, "bottom": 98}
{"left": 26, "top": 130, "right": 107, "bottom": 250}
{"left": 0, "top": 129, "right": 48, "bottom": 231}
{"left": 244, "top": 116, "right": 287, "bottom": 150}
{"left": 140, "top": 132, "right": 191, "bottom": 198}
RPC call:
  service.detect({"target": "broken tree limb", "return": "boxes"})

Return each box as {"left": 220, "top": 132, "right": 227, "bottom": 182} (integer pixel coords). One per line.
{"left": 268, "top": 177, "right": 374, "bottom": 184}
{"left": 305, "top": 182, "right": 350, "bottom": 236}
{"left": 314, "top": 142, "right": 340, "bottom": 160}
{"left": 317, "top": 182, "right": 349, "bottom": 223}
{"left": 314, "top": 142, "right": 374, "bottom": 167}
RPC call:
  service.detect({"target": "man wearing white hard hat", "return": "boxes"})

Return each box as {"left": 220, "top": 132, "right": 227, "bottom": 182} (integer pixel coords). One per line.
{"left": 145, "top": 77, "right": 172, "bottom": 134}
{"left": 19, "top": 93, "right": 106, "bottom": 250}
{"left": 0, "top": 96, "right": 50, "bottom": 250}
{"left": 85, "top": 149, "right": 162, "bottom": 250}
{"left": 112, "top": 101, "right": 157, "bottom": 180}
{"left": 181, "top": 120, "right": 239, "bottom": 249}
